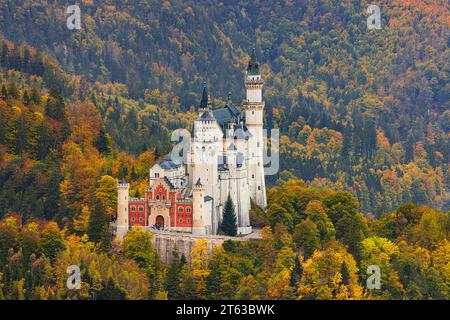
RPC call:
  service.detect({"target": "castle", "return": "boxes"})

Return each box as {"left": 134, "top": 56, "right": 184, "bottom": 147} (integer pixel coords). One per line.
{"left": 116, "top": 49, "right": 266, "bottom": 239}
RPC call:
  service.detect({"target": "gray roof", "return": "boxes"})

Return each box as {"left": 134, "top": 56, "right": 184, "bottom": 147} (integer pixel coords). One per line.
{"left": 163, "top": 177, "right": 175, "bottom": 189}
{"left": 158, "top": 157, "right": 181, "bottom": 170}
{"left": 233, "top": 124, "right": 252, "bottom": 139}
{"left": 213, "top": 104, "right": 241, "bottom": 127}
{"left": 204, "top": 195, "right": 213, "bottom": 202}
{"left": 198, "top": 111, "right": 216, "bottom": 121}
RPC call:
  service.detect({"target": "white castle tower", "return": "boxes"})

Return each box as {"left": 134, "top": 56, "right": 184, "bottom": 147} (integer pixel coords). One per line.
{"left": 116, "top": 178, "right": 130, "bottom": 240}
{"left": 244, "top": 48, "right": 267, "bottom": 209}
{"left": 191, "top": 83, "right": 222, "bottom": 234}
{"left": 192, "top": 178, "right": 206, "bottom": 235}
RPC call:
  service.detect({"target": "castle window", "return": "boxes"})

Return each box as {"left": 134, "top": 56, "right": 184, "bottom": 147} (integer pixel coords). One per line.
{"left": 132, "top": 217, "right": 135, "bottom": 222}
{"left": 156, "top": 195, "right": 160, "bottom": 200}
{"left": 155, "top": 173, "right": 159, "bottom": 178}
{"left": 139, "top": 207, "right": 143, "bottom": 211}
{"left": 178, "top": 207, "right": 183, "bottom": 212}
{"left": 252, "top": 111, "right": 255, "bottom": 115}
{"left": 252, "top": 174, "right": 254, "bottom": 179}
{"left": 131, "top": 207, "right": 135, "bottom": 211}
{"left": 186, "top": 208, "right": 191, "bottom": 213}
{"left": 162, "top": 195, "right": 165, "bottom": 200}
{"left": 179, "top": 219, "right": 183, "bottom": 223}
{"left": 258, "top": 186, "right": 261, "bottom": 190}
{"left": 187, "top": 219, "right": 191, "bottom": 223}
{"left": 139, "top": 217, "right": 143, "bottom": 222}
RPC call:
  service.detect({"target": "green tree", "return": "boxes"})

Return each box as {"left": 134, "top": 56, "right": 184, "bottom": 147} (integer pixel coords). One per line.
{"left": 41, "top": 222, "right": 65, "bottom": 262}
{"left": 293, "top": 218, "right": 321, "bottom": 257}
{"left": 165, "top": 251, "right": 182, "bottom": 299}
{"left": 88, "top": 198, "right": 111, "bottom": 249}
{"left": 97, "top": 278, "right": 128, "bottom": 300}
{"left": 335, "top": 212, "right": 369, "bottom": 260}
{"left": 94, "top": 125, "right": 113, "bottom": 155}
{"left": 221, "top": 194, "right": 237, "bottom": 236}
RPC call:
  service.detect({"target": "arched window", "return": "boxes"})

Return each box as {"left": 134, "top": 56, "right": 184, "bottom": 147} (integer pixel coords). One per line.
{"left": 178, "top": 207, "right": 183, "bottom": 212}
{"left": 162, "top": 195, "right": 165, "bottom": 200}
{"left": 139, "top": 217, "right": 143, "bottom": 222}
{"left": 187, "top": 219, "right": 191, "bottom": 223}
{"left": 132, "top": 217, "right": 135, "bottom": 222}
{"left": 179, "top": 219, "right": 183, "bottom": 223}
{"left": 131, "top": 207, "right": 136, "bottom": 211}
{"left": 156, "top": 195, "right": 160, "bottom": 200}
{"left": 139, "top": 207, "right": 143, "bottom": 211}
{"left": 186, "top": 208, "right": 191, "bottom": 213}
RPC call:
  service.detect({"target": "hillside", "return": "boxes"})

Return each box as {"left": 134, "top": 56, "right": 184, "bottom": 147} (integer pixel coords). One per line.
{"left": 1, "top": 1, "right": 449, "bottom": 214}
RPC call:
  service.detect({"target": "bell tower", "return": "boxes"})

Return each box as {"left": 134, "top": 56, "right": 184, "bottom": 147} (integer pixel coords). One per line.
{"left": 244, "top": 48, "right": 267, "bottom": 209}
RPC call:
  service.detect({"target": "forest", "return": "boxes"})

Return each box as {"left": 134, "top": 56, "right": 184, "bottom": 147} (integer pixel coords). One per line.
{"left": 0, "top": 0, "right": 448, "bottom": 300}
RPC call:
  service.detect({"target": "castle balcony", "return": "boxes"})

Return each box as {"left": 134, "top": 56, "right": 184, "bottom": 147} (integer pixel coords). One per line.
{"left": 243, "top": 101, "right": 265, "bottom": 109}
{"left": 147, "top": 200, "right": 172, "bottom": 208}
{"left": 245, "top": 78, "right": 264, "bottom": 86}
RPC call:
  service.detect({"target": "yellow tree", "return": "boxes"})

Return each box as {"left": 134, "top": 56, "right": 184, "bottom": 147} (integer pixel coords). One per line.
{"left": 298, "top": 240, "right": 363, "bottom": 300}
{"left": 191, "top": 239, "right": 210, "bottom": 299}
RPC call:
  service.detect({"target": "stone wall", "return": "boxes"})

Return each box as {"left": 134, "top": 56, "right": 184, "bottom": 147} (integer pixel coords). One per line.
{"left": 152, "top": 232, "right": 226, "bottom": 264}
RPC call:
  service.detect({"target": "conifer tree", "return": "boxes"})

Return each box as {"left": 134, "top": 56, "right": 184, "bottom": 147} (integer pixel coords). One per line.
{"left": 7, "top": 82, "right": 18, "bottom": 99}
{"left": 97, "top": 278, "right": 128, "bottom": 300}
{"left": 22, "top": 90, "right": 30, "bottom": 105}
{"left": 165, "top": 251, "right": 182, "bottom": 299}
{"left": 94, "top": 125, "right": 112, "bottom": 155}
{"left": 341, "top": 262, "right": 350, "bottom": 286}
{"left": 221, "top": 194, "right": 237, "bottom": 236}
{"left": 0, "top": 84, "right": 7, "bottom": 100}
{"left": 30, "top": 85, "right": 41, "bottom": 104}
{"left": 289, "top": 255, "right": 303, "bottom": 287}
{"left": 88, "top": 199, "right": 111, "bottom": 250}
{"left": 0, "top": 41, "right": 8, "bottom": 67}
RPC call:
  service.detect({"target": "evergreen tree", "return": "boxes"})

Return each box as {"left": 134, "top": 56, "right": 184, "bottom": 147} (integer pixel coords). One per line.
{"left": 7, "top": 82, "right": 18, "bottom": 99}
{"left": 341, "top": 262, "right": 350, "bottom": 285}
{"left": 289, "top": 255, "right": 303, "bottom": 287}
{"left": 44, "top": 87, "right": 71, "bottom": 144}
{"left": 221, "top": 194, "right": 237, "bottom": 236}
{"left": 30, "top": 85, "right": 41, "bottom": 104}
{"left": 97, "top": 278, "right": 128, "bottom": 300}
{"left": 88, "top": 199, "right": 111, "bottom": 250}
{"left": 94, "top": 125, "right": 112, "bottom": 155}
{"left": 22, "top": 47, "right": 30, "bottom": 73}
{"left": 405, "top": 131, "right": 415, "bottom": 163}
{"left": 179, "top": 265, "right": 196, "bottom": 300}
{"left": 165, "top": 251, "right": 182, "bottom": 299}
{"left": 22, "top": 90, "right": 30, "bottom": 105}
{"left": 0, "top": 84, "right": 7, "bottom": 100}
{"left": 0, "top": 41, "right": 8, "bottom": 67}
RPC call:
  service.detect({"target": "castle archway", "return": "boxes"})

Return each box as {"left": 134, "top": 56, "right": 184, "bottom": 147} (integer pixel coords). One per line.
{"left": 156, "top": 215, "right": 165, "bottom": 228}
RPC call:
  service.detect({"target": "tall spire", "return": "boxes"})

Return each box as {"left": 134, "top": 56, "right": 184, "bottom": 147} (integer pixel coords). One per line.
{"left": 198, "top": 81, "right": 212, "bottom": 112}
{"left": 247, "top": 47, "right": 260, "bottom": 76}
